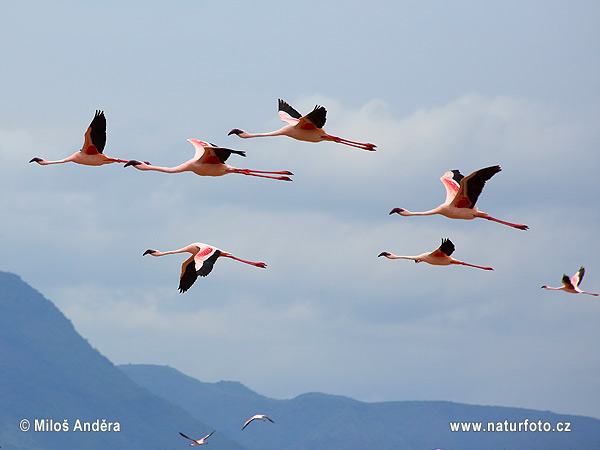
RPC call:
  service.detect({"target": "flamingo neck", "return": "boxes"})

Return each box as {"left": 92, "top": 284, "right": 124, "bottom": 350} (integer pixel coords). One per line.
{"left": 400, "top": 208, "right": 440, "bottom": 217}
{"left": 388, "top": 254, "right": 419, "bottom": 261}
{"left": 140, "top": 163, "right": 188, "bottom": 174}
{"left": 242, "top": 129, "right": 286, "bottom": 138}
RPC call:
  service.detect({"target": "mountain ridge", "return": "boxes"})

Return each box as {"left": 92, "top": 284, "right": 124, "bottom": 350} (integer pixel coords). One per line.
{"left": 120, "top": 362, "right": 600, "bottom": 450}
{"left": 0, "top": 270, "right": 247, "bottom": 450}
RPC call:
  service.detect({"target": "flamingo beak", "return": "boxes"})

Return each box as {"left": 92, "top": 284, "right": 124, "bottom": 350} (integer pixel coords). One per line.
{"left": 124, "top": 160, "right": 141, "bottom": 167}
{"left": 378, "top": 252, "right": 390, "bottom": 257}
{"left": 143, "top": 249, "right": 157, "bottom": 256}
{"left": 228, "top": 129, "right": 243, "bottom": 136}
{"left": 389, "top": 208, "right": 403, "bottom": 215}
{"left": 29, "top": 157, "right": 43, "bottom": 163}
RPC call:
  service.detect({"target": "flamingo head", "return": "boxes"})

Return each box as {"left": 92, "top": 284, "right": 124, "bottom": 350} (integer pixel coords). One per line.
{"left": 29, "top": 157, "right": 44, "bottom": 164}
{"left": 143, "top": 249, "right": 158, "bottom": 256}
{"left": 378, "top": 252, "right": 391, "bottom": 258}
{"left": 228, "top": 128, "right": 246, "bottom": 137}
{"left": 389, "top": 207, "right": 409, "bottom": 216}
{"left": 124, "top": 160, "right": 142, "bottom": 167}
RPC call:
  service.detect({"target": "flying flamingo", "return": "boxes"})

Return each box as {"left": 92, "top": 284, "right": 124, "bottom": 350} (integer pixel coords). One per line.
{"left": 378, "top": 238, "right": 493, "bottom": 271}
{"left": 541, "top": 267, "right": 598, "bottom": 296}
{"left": 29, "top": 110, "right": 130, "bottom": 166}
{"left": 228, "top": 99, "right": 376, "bottom": 151}
{"left": 389, "top": 165, "right": 528, "bottom": 230}
{"left": 125, "top": 139, "right": 292, "bottom": 181}
{"left": 179, "top": 430, "right": 215, "bottom": 446}
{"left": 241, "top": 414, "right": 275, "bottom": 431}
{"left": 143, "top": 242, "right": 267, "bottom": 293}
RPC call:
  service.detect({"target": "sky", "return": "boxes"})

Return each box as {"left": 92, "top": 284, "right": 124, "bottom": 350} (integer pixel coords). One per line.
{"left": 1, "top": 0, "right": 599, "bottom": 419}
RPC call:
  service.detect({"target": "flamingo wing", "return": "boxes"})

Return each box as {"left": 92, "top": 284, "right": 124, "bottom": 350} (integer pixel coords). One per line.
{"left": 440, "top": 170, "right": 462, "bottom": 204}
{"left": 561, "top": 274, "right": 575, "bottom": 290}
{"left": 571, "top": 267, "right": 585, "bottom": 287}
{"left": 299, "top": 105, "right": 327, "bottom": 130}
{"left": 179, "top": 432, "right": 196, "bottom": 442}
{"left": 81, "top": 110, "right": 106, "bottom": 155}
{"left": 433, "top": 238, "right": 455, "bottom": 257}
{"left": 241, "top": 418, "right": 254, "bottom": 430}
{"left": 179, "top": 255, "right": 199, "bottom": 293}
{"left": 188, "top": 139, "right": 247, "bottom": 164}
{"left": 450, "top": 165, "right": 501, "bottom": 209}
{"left": 202, "top": 431, "right": 215, "bottom": 441}
{"left": 278, "top": 99, "right": 302, "bottom": 125}
{"left": 194, "top": 246, "right": 221, "bottom": 277}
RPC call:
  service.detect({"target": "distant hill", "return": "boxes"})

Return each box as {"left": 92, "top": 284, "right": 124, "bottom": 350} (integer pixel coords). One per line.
{"left": 121, "top": 363, "right": 600, "bottom": 450}
{"left": 2, "top": 269, "right": 599, "bottom": 450}
{"left": 0, "top": 271, "right": 247, "bottom": 450}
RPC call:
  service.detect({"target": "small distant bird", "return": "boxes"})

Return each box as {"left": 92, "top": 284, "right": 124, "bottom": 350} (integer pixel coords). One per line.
{"left": 179, "top": 430, "right": 214, "bottom": 446}
{"left": 378, "top": 238, "right": 493, "bottom": 271}
{"left": 125, "top": 139, "right": 293, "bottom": 181}
{"left": 389, "top": 165, "right": 528, "bottom": 230}
{"left": 29, "top": 110, "right": 129, "bottom": 166}
{"left": 241, "top": 414, "right": 275, "bottom": 431}
{"left": 143, "top": 242, "right": 267, "bottom": 293}
{"left": 541, "top": 267, "right": 598, "bottom": 296}
{"left": 228, "top": 99, "right": 376, "bottom": 151}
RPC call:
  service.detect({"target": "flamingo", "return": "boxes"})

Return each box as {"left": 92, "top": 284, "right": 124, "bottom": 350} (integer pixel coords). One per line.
{"left": 125, "top": 139, "right": 293, "bottom": 181}
{"left": 541, "top": 267, "right": 598, "bottom": 296}
{"left": 143, "top": 242, "right": 267, "bottom": 293}
{"left": 241, "top": 414, "right": 275, "bottom": 431}
{"left": 378, "top": 238, "right": 493, "bottom": 271}
{"left": 179, "top": 430, "right": 215, "bottom": 446}
{"left": 389, "top": 165, "right": 528, "bottom": 230}
{"left": 29, "top": 110, "right": 130, "bottom": 166}
{"left": 228, "top": 99, "right": 376, "bottom": 151}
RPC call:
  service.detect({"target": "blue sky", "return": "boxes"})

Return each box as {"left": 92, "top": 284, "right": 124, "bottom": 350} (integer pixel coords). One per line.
{"left": 1, "top": 1, "right": 599, "bottom": 419}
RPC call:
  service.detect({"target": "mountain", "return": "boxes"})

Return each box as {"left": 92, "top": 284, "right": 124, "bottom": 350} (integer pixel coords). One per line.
{"left": 120, "top": 363, "right": 600, "bottom": 450}
{"left": 2, "top": 269, "right": 599, "bottom": 449}
{"left": 0, "top": 271, "right": 247, "bottom": 450}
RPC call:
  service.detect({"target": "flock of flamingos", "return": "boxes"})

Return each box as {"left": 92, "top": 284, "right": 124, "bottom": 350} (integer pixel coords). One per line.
{"left": 28, "top": 98, "right": 597, "bottom": 444}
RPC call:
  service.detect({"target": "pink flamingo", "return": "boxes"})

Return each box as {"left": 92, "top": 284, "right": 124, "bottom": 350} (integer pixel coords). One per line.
{"left": 125, "top": 139, "right": 293, "bottom": 181}
{"left": 241, "top": 414, "right": 275, "bottom": 431}
{"left": 378, "top": 238, "right": 493, "bottom": 271}
{"left": 29, "top": 110, "right": 130, "bottom": 166}
{"left": 541, "top": 267, "right": 598, "bottom": 296}
{"left": 179, "top": 430, "right": 214, "bottom": 446}
{"left": 143, "top": 242, "right": 267, "bottom": 293}
{"left": 228, "top": 99, "right": 376, "bottom": 151}
{"left": 389, "top": 165, "right": 528, "bottom": 230}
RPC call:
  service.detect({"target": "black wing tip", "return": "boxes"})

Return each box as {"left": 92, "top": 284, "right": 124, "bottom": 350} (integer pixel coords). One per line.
{"left": 278, "top": 99, "right": 302, "bottom": 119}
{"left": 439, "top": 238, "right": 455, "bottom": 256}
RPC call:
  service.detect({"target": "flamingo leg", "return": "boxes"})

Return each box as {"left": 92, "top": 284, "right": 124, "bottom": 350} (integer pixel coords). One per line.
{"left": 222, "top": 254, "right": 267, "bottom": 268}
{"left": 483, "top": 215, "right": 529, "bottom": 230}
{"left": 231, "top": 168, "right": 292, "bottom": 181}
{"left": 241, "top": 169, "right": 293, "bottom": 175}
{"left": 329, "top": 136, "right": 376, "bottom": 151}
{"left": 454, "top": 261, "right": 494, "bottom": 271}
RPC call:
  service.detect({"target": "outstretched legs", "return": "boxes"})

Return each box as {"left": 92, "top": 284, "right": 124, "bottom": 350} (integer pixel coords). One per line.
{"left": 230, "top": 168, "right": 293, "bottom": 181}
{"left": 482, "top": 214, "right": 528, "bottom": 231}
{"left": 328, "top": 135, "right": 377, "bottom": 151}
{"left": 221, "top": 253, "right": 267, "bottom": 268}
